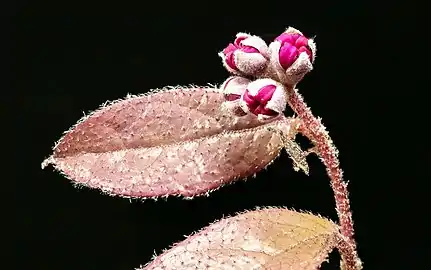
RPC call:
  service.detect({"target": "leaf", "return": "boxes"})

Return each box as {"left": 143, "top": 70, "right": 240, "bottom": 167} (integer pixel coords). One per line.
{"left": 139, "top": 207, "right": 339, "bottom": 270}
{"left": 42, "top": 87, "right": 303, "bottom": 199}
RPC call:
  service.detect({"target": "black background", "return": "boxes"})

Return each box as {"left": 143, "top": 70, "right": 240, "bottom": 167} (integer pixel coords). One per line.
{"left": 12, "top": 2, "right": 424, "bottom": 270}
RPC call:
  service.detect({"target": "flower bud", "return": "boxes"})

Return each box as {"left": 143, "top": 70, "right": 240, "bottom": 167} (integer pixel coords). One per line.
{"left": 220, "top": 76, "right": 250, "bottom": 116}
{"left": 239, "top": 78, "right": 287, "bottom": 121}
{"left": 219, "top": 33, "right": 270, "bottom": 77}
{"left": 267, "top": 27, "right": 316, "bottom": 85}
{"left": 221, "top": 76, "right": 251, "bottom": 101}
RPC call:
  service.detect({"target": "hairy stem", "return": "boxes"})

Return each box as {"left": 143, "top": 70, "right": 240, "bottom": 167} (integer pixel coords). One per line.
{"left": 286, "top": 87, "right": 362, "bottom": 270}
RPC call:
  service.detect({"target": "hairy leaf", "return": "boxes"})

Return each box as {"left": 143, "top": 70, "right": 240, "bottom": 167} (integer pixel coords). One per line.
{"left": 42, "top": 87, "right": 304, "bottom": 199}
{"left": 139, "top": 207, "right": 339, "bottom": 269}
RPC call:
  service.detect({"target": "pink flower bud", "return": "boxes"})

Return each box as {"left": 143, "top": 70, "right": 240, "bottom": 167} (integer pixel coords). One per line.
{"left": 277, "top": 33, "right": 313, "bottom": 69}
{"left": 221, "top": 76, "right": 250, "bottom": 101}
{"left": 239, "top": 78, "right": 287, "bottom": 121}
{"left": 267, "top": 27, "right": 316, "bottom": 86}
{"left": 219, "top": 33, "right": 269, "bottom": 76}
{"left": 219, "top": 76, "right": 250, "bottom": 116}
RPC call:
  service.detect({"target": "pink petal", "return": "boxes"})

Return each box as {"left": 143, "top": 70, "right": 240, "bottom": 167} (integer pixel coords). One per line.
{"left": 254, "top": 85, "right": 276, "bottom": 104}
{"left": 222, "top": 43, "right": 237, "bottom": 54}
{"left": 240, "top": 45, "right": 259, "bottom": 53}
{"left": 279, "top": 43, "right": 299, "bottom": 69}
{"left": 242, "top": 90, "right": 258, "bottom": 105}
{"left": 276, "top": 33, "right": 301, "bottom": 44}
{"left": 224, "top": 93, "right": 241, "bottom": 101}
{"left": 242, "top": 86, "right": 279, "bottom": 117}
{"left": 298, "top": 46, "right": 313, "bottom": 61}
{"left": 225, "top": 51, "right": 237, "bottom": 69}
{"left": 254, "top": 104, "right": 277, "bottom": 116}
{"left": 295, "top": 36, "right": 309, "bottom": 47}
{"left": 234, "top": 35, "right": 248, "bottom": 46}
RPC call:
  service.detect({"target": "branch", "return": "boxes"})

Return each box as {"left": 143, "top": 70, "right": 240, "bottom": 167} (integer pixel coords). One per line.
{"left": 286, "top": 87, "right": 362, "bottom": 270}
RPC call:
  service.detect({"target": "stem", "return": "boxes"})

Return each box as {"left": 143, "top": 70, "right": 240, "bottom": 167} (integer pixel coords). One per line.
{"left": 286, "top": 87, "right": 362, "bottom": 270}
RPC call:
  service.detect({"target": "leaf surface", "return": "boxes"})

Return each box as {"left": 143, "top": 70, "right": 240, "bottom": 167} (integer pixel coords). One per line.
{"left": 140, "top": 207, "right": 339, "bottom": 269}
{"left": 42, "top": 87, "right": 299, "bottom": 198}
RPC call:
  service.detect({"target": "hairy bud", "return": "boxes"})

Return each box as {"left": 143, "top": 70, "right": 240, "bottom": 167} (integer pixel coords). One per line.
{"left": 219, "top": 33, "right": 269, "bottom": 76}
{"left": 240, "top": 78, "right": 287, "bottom": 121}
{"left": 221, "top": 76, "right": 250, "bottom": 101}
{"left": 267, "top": 27, "right": 316, "bottom": 85}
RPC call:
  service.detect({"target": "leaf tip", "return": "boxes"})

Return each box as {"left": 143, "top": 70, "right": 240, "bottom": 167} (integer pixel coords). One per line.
{"left": 41, "top": 156, "right": 54, "bottom": 169}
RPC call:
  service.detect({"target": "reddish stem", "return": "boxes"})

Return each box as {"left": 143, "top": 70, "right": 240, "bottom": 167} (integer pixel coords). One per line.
{"left": 286, "top": 87, "right": 362, "bottom": 270}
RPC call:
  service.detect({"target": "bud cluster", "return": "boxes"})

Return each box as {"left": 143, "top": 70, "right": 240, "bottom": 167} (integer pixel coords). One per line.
{"left": 219, "top": 27, "right": 316, "bottom": 120}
